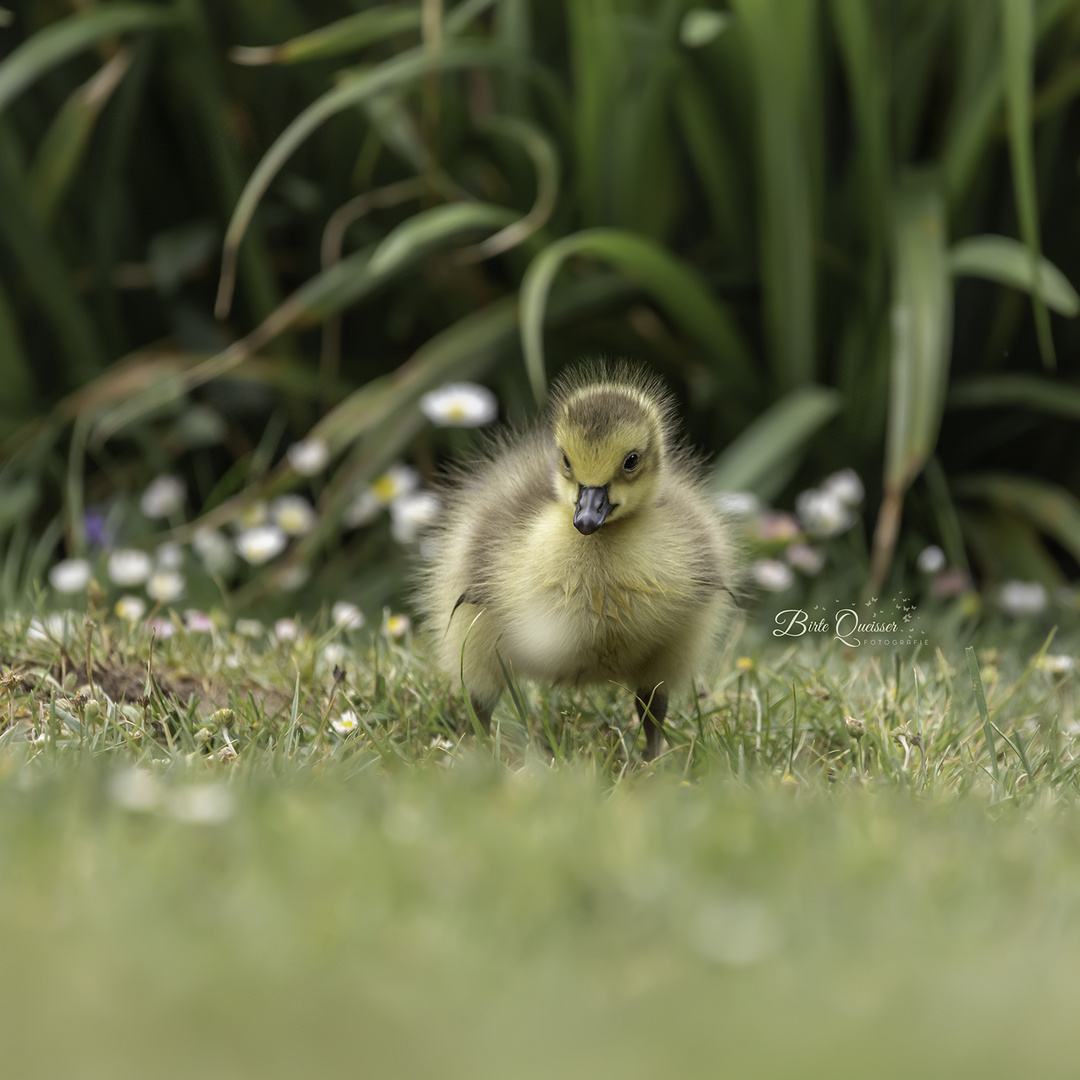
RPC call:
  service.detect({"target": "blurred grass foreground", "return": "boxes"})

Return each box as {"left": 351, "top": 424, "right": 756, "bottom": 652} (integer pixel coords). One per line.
{"left": 5, "top": 3, "right": 1080, "bottom": 1076}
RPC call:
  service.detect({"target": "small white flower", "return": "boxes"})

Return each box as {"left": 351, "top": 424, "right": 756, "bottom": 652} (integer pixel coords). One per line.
{"left": 917, "top": 545, "right": 946, "bottom": 574}
{"left": 785, "top": 543, "right": 824, "bottom": 575}
{"left": 390, "top": 491, "right": 440, "bottom": 544}
{"left": 235, "top": 618, "right": 264, "bottom": 638}
{"left": 372, "top": 464, "right": 421, "bottom": 505}
{"left": 115, "top": 595, "right": 147, "bottom": 622}
{"left": 383, "top": 613, "right": 411, "bottom": 638}
{"left": 332, "top": 601, "right": 364, "bottom": 630}
{"left": 276, "top": 563, "right": 310, "bottom": 591}
{"left": 272, "top": 494, "right": 316, "bottom": 536}
{"left": 155, "top": 542, "right": 184, "bottom": 569}
{"left": 273, "top": 618, "right": 299, "bottom": 642}
{"left": 822, "top": 469, "right": 864, "bottom": 507}
{"left": 998, "top": 581, "right": 1048, "bottom": 617}
{"left": 429, "top": 735, "right": 455, "bottom": 753}
{"left": 192, "top": 528, "right": 235, "bottom": 575}
{"left": 27, "top": 613, "right": 74, "bottom": 644}
{"left": 751, "top": 558, "right": 795, "bottom": 591}
{"left": 756, "top": 512, "right": 801, "bottom": 543}
{"left": 140, "top": 475, "right": 185, "bottom": 519}
{"left": 716, "top": 492, "right": 761, "bottom": 518}
{"left": 1038, "top": 655, "right": 1075, "bottom": 675}
{"left": 167, "top": 783, "right": 235, "bottom": 825}
{"left": 185, "top": 610, "right": 214, "bottom": 633}
{"left": 235, "top": 501, "right": 269, "bottom": 531}
{"left": 286, "top": 436, "right": 330, "bottom": 476}
{"left": 49, "top": 557, "right": 92, "bottom": 593}
{"left": 795, "top": 488, "right": 854, "bottom": 538}
{"left": 235, "top": 525, "right": 287, "bottom": 565}
{"left": 147, "top": 570, "right": 185, "bottom": 603}
{"left": 108, "top": 768, "right": 162, "bottom": 812}
{"left": 107, "top": 548, "right": 152, "bottom": 587}
{"left": 151, "top": 617, "right": 175, "bottom": 639}
{"left": 420, "top": 382, "right": 498, "bottom": 427}
{"left": 321, "top": 643, "right": 347, "bottom": 667}
{"left": 343, "top": 489, "right": 382, "bottom": 529}
{"left": 332, "top": 710, "right": 360, "bottom": 736}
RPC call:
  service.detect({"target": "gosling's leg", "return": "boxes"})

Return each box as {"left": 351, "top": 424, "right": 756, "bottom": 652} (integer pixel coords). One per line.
{"left": 635, "top": 686, "right": 669, "bottom": 761}
{"left": 466, "top": 692, "right": 499, "bottom": 735}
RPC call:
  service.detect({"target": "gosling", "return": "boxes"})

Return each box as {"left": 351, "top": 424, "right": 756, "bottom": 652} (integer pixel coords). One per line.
{"left": 418, "top": 363, "right": 740, "bottom": 759}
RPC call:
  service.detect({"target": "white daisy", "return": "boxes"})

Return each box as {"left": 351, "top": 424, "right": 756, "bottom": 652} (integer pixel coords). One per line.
{"left": 49, "top": 557, "right": 92, "bottom": 593}
{"left": 155, "top": 542, "right": 184, "bottom": 569}
{"left": 321, "top": 642, "right": 347, "bottom": 667}
{"left": 420, "top": 382, "right": 498, "bottom": 427}
{"left": 795, "top": 488, "right": 854, "bottom": 538}
{"left": 272, "top": 494, "right": 316, "bottom": 536}
{"left": 107, "top": 768, "right": 162, "bottom": 812}
{"left": 821, "top": 469, "right": 864, "bottom": 507}
{"left": 150, "top": 617, "right": 175, "bottom": 639}
{"left": 114, "top": 595, "right": 147, "bottom": 623}
{"left": 235, "top": 501, "right": 269, "bottom": 531}
{"left": 185, "top": 610, "right": 214, "bottom": 633}
{"left": 27, "top": 612, "right": 74, "bottom": 644}
{"left": 1038, "top": 655, "right": 1075, "bottom": 675}
{"left": 332, "top": 710, "right": 360, "bottom": 736}
{"left": 273, "top": 617, "right": 299, "bottom": 642}
{"left": 751, "top": 559, "right": 795, "bottom": 592}
{"left": 235, "top": 524, "right": 287, "bottom": 565}
{"left": 785, "top": 543, "right": 824, "bottom": 575}
{"left": 390, "top": 491, "right": 440, "bottom": 544}
{"left": 998, "top": 581, "right": 1048, "bottom": 617}
{"left": 147, "top": 569, "right": 185, "bottom": 603}
{"left": 342, "top": 489, "right": 382, "bottom": 529}
{"left": 107, "top": 548, "right": 152, "bottom": 587}
{"left": 917, "top": 545, "right": 946, "bottom": 574}
{"left": 234, "top": 618, "right": 264, "bottom": 638}
{"left": 331, "top": 601, "right": 364, "bottom": 630}
{"left": 286, "top": 436, "right": 330, "bottom": 476}
{"left": 193, "top": 528, "right": 235, "bottom": 576}
{"left": 140, "top": 475, "right": 185, "bottom": 519}
{"left": 383, "top": 613, "right": 411, "bottom": 638}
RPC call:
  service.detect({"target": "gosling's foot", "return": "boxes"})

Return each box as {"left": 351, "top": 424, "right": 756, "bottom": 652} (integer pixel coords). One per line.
{"left": 635, "top": 686, "right": 669, "bottom": 762}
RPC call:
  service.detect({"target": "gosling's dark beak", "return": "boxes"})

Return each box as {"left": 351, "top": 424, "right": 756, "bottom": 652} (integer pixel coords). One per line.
{"left": 574, "top": 486, "right": 612, "bottom": 535}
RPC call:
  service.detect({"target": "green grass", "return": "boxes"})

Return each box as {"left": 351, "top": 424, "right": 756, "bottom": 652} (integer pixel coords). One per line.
{"left": 2, "top": 606, "right": 1080, "bottom": 1076}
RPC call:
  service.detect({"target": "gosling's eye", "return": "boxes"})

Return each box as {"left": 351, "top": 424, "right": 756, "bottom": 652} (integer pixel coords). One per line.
{"left": 562, "top": 453, "right": 571, "bottom": 471}
{"left": 623, "top": 452, "right": 640, "bottom": 472}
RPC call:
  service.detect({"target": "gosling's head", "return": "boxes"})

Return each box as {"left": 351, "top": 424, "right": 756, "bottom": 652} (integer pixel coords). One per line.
{"left": 550, "top": 367, "right": 675, "bottom": 536}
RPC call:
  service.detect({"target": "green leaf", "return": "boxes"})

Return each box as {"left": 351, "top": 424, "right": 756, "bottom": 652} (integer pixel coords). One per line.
{"left": 0, "top": 3, "right": 181, "bottom": 114}
{"left": 951, "top": 472, "right": 1080, "bottom": 565}
{"left": 730, "top": 0, "right": 819, "bottom": 388}
{"left": 519, "top": 227, "right": 755, "bottom": 402}
{"left": 215, "top": 42, "right": 552, "bottom": 317}
{"left": 948, "top": 374, "right": 1080, "bottom": 418}
{"left": 368, "top": 203, "right": 514, "bottom": 275}
{"left": 870, "top": 172, "right": 952, "bottom": 590}
{"left": 1001, "top": 0, "right": 1055, "bottom": 367}
{"left": 29, "top": 50, "right": 132, "bottom": 223}
{"left": 884, "top": 174, "right": 952, "bottom": 492}
{"left": 710, "top": 386, "right": 842, "bottom": 495}
{"left": 950, "top": 235, "right": 1079, "bottom": 316}
{"left": 230, "top": 6, "right": 422, "bottom": 66}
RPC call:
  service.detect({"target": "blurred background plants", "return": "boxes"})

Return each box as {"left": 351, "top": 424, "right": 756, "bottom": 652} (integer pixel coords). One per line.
{"left": 3, "top": 0, "right": 1080, "bottom": 625}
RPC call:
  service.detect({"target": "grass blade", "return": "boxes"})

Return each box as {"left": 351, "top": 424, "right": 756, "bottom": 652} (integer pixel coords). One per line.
{"left": 215, "top": 42, "right": 544, "bottom": 316}
{"left": 731, "top": 0, "right": 819, "bottom": 389}
{"left": 966, "top": 645, "right": 999, "bottom": 787}
{"left": 230, "top": 6, "right": 422, "bottom": 65}
{"left": 710, "top": 385, "right": 841, "bottom": 496}
{"left": 948, "top": 374, "right": 1080, "bottom": 418}
{"left": 950, "top": 235, "right": 1079, "bottom": 316}
{"left": 1001, "top": 0, "right": 1055, "bottom": 367}
{"left": 519, "top": 227, "right": 755, "bottom": 402}
{"left": 951, "top": 472, "right": 1080, "bottom": 565}
{"left": 869, "top": 172, "right": 951, "bottom": 592}
{"left": 0, "top": 2, "right": 181, "bottom": 114}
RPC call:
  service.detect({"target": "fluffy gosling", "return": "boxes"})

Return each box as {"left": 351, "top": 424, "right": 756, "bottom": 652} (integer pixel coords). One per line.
{"left": 418, "top": 364, "right": 740, "bottom": 759}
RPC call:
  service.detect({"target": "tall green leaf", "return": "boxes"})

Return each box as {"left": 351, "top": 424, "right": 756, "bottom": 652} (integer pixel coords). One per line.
{"left": 0, "top": 3, "right": 181, "bottom": 114}
{"left": 950, "top": 235, "right": 1079, "bottom": 316}
{"left": 518, "top": 227, "right": 756, "bottom": 402}
{"left": 870, "top": 173, "right": 951, "bottom": 591}
{"left": 1001, "top": 0, "right": 1055, "bottom": 367}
